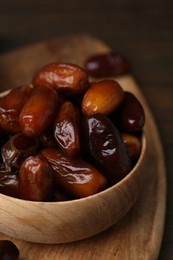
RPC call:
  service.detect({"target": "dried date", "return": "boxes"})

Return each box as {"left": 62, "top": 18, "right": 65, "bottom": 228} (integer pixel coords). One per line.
{"left": 83, "top": 113, "right": 131, "bottom": 185}
{"left": 84, "top": 52, "right": 130, "bottom": 77}
{"left": 54, "top": 101, "right": 80, "bottom": 157}
{"left": 19, "top": 155, "right": 54, "bottom": 201}
{"left": 41, "top": 147, "right": 107, "bottom": 198}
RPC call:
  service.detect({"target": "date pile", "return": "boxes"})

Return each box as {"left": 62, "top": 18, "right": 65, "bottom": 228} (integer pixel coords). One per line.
{"left": 0, "top": 59, "right": 145, "bottom": 202}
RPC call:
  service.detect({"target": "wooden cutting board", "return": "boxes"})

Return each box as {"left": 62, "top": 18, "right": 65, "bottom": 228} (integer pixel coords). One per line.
{"left": 0, "top": 34, "right": 166, "bottom": 260}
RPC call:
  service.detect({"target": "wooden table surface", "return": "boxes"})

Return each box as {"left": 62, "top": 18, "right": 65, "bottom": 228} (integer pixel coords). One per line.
{"left": 0, "top": 1, "right": 172, "bottom": 259}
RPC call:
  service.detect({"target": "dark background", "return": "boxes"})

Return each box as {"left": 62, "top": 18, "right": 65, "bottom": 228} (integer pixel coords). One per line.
{"left": 0, "top": 1, "right": 173, "bottom": 259}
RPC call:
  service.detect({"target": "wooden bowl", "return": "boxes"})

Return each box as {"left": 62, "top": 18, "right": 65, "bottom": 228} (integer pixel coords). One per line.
{"left": 0, "top": 35, "right": 164, "bottom": 245}
{"left": 0, "top": 91, "right": 147, "bottom": 244}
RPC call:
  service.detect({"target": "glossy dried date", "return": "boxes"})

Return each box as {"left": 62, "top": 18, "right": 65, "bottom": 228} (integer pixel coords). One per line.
{"left": 32, "top": 62, "right": 89, "bottom": 96}
{"left": 41, "top": 148, "right": 107, "bottom": 198}
{"left": 111, "top": 91, "right": 145, "bottom": 133}
{"left": 19, "top": 155, "right": 54, "bottom": 201}
{"left": 54, "top": 101, "right": 80, "bottom": 157}
{"left": 121, "top": 133, "right": 141, "bottom": 163}
{"left": 84, "top": 52, "right": 130, "bottom": 77}
{"left": 83, "top": 113, "right": 131, "bottom": 185}
{"left": 0, "top": 172, "right": 19, "bottom": 198}
{"left": 19, "top": 85, "right": 59, "bottom": 137}
{"left": 0, "top": 85, "right": 31, "bottom": 133}
{"left": 82, "top": 79, "right": 124, "bottom": 116}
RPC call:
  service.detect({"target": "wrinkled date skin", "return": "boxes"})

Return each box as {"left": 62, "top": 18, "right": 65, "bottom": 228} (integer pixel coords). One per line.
{"left": 32, "top": 62, "right": 89, "bottom": 96}
{"left": 19, "top": 155, "right": 54, "bottom": 201}
{"left": 84, "top": 52, "right": 130, "bottom": 78}
{"left": 82, "top": 79, "right": 124, "bottom": 116}
{"left": 1, "top": 133, "right": 39, "bottom": 171}
{"left": 19, "top": 85, "right": 59, "bottom": 137}
{"left": 83, "top": 113, "right": 131, "bottom": 185}
{"left": 111, "top": 91, "right": 145, "bottom": 133}
{"left": 54, "top": 101, "right": 80, "bottom": 157}
{"left": 0, "top": 240, "right": 19, "bottom": 260}
{"left": 0, "top": 85, "right": 32, "bottom": 133}
{"left": 41, "top": 148, "right": 107, "bottom": 198}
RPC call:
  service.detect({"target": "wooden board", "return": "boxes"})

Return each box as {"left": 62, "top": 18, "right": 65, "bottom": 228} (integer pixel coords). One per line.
{"left": 0, "top": 34, "right": 166, "bottom": 260}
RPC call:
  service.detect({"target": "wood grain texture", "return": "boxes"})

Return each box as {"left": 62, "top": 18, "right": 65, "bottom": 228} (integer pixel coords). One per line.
{"left": 0, "top": 35, "right": 166, "bottom": 259}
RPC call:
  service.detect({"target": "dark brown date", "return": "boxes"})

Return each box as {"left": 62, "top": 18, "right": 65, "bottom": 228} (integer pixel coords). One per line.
{"left": 53, "top": 189, "right": 71, "bottom": 202}
{"left": 0, "top": 85, "right": 31, "bottom": 133}
{"left": 32, "top": 62, "right": 89, "bottom": 96}
{"left": 84, "top": 52, "right": 130, "bottom": 77}
{"left": 121, "top": 133, "right": 141, "bottom": 163}
{"left": 54, "top": 101, "right": 80, "bottom": 157}
{"left": 0, "top": 172, "right": 19, "bottom": 198}
{"left": 0, "top": 131, "right": 9, "bottom": 151}
{"left": 19, "top": 155, "right": 54, "bottom": 201}
{"left": 19, "top": 85, "right": 59, "bottom": 137}
{"left": 41, "top": 148, "right": 107, "bottom": 198}
{"left": 39, "top": 130, "right": 57, "bottom": 148}
{"left": 1, "top": 133, "right": 39, "bottom": 171}
{"left": 83, "top": 113, "right": 131, "bottom": 185}
{"left": 0, "top": 125, "right": 3, "bottom": 134}
{"left": 0, "top": 240, "right": 19, "bottom": 260}
{"left": 111, "top": 91, "right": 145, "bottom": 133}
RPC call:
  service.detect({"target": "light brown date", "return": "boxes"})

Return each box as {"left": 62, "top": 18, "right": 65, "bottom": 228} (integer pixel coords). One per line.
{"left": 41, "top": 148, "right": 107, "bottom": 198}
{"left": 82, "top": 80, "right": 124, "bottom": 116}
{"left": 32, "top": 62, "right": 89, "bottom": 96}
{"left": 0, "top": 85, "right": 31, "bottom": 133}
{"left": 19, "top": 155, "right": 54, "bottom": 201}
{"left": 19, "top": 85, "right": 59, "bottom": 137}
{"left": 53, "top": 101, "right": 80, "bottom": 157}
